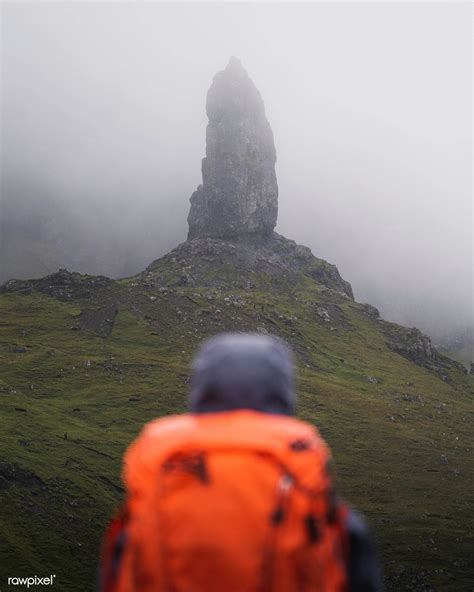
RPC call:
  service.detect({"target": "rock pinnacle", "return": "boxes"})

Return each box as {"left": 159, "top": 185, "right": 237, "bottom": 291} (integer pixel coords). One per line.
{"left": 187, "top": 58, "right": 278, "bottom": 240}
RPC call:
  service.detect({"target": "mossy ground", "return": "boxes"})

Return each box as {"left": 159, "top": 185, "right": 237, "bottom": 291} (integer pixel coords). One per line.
{"left": 0, "top": 264, "right": 472, "bottom": 591}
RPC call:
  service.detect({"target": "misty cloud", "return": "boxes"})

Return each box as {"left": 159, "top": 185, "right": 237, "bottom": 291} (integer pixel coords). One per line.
{"left": 1, "top": 2, "right": 472, "bottom": 343}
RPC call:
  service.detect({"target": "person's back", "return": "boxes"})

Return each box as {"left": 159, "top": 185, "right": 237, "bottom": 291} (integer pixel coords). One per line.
{"left": 100, "top": 333, "right": 382, "bottom": 592}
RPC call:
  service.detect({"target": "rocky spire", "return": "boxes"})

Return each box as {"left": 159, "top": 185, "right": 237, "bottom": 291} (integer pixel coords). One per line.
{"left": 187, "top": 57, "right": 278, "bottom": 240}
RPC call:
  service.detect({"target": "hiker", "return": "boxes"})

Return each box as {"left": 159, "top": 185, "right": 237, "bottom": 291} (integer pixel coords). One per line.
{"left": 100, "top": 333, "right": 382, "bottom": 591}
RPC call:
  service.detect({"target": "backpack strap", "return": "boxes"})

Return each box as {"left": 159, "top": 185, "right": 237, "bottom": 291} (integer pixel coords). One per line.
{"left": 345, "top": 509, "right": 383, "bottom": 592}
{"left": 99, "top": 505, "right": 128, "bottom": 592}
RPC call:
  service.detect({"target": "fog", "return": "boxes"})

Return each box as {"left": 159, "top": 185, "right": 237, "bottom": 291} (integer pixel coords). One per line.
{"left": 1, "top": 2, "right": 472, "bottom": 344}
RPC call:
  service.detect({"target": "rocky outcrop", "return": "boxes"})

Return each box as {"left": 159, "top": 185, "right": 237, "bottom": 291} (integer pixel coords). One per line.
{"left": 0, "top": 269, "right": 112, "bottom": 301}
{"left": 187, "top": 57, "right": 278, "bottom": 240}
{"left": 141, "top": 233, "right": 354, "bottom": 298}
{"left": 386, "top": 327, "right": 437, "bottom": 362}
{"left": 383, "top": 323, "right": 468, "bottom": 379}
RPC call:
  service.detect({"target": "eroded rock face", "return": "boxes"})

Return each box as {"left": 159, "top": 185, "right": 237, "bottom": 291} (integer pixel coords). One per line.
{"left": 187, "top": 57, "right": 278, "bottom": 240}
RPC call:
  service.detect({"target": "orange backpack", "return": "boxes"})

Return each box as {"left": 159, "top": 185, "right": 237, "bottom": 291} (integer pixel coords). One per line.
{"left": 100, "top": 410, "right": 349, "bottom": 592}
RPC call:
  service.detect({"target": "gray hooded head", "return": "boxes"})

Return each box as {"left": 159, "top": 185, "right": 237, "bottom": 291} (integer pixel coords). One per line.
{"left": 189, "top": 332, "right": 295, "bottom": 415}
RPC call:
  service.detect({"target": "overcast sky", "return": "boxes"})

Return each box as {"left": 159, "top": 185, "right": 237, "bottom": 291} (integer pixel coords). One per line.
{"left": 1, "top": 2, "right": 472, "bottom": 341}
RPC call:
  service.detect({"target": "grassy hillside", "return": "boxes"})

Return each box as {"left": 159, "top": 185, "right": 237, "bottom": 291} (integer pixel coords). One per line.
{"left": 1, "top": 237, "right": 472, "bottom": 591}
